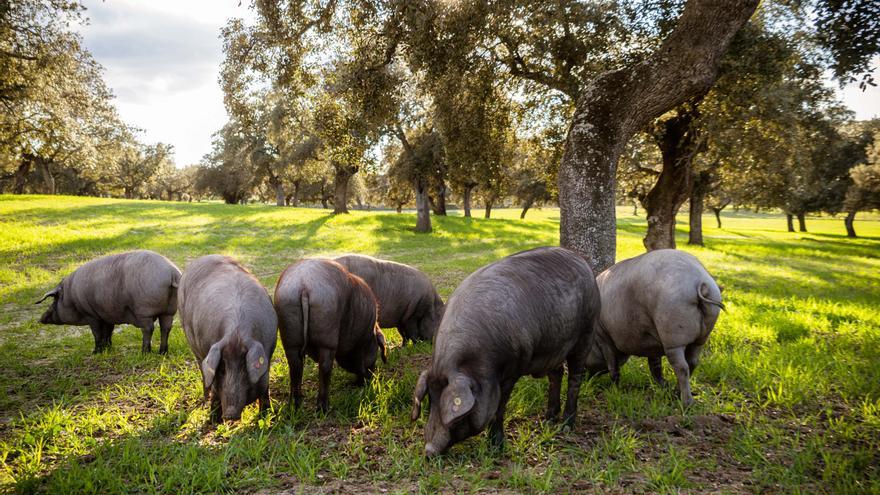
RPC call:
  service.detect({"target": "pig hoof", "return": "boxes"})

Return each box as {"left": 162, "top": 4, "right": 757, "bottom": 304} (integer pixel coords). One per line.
{"left": 158, "top": 347, "right": 168, "bottom": 355}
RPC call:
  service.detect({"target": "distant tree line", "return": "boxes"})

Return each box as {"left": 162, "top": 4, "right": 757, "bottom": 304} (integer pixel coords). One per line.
{"left": 3, "top": 1, "right": 879, "bottom": 255}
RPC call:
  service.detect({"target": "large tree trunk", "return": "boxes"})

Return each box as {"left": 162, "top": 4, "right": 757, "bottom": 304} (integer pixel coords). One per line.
{"left": 8, "top": 159, "right": 32, "bottom": 194}
{"left": 332, "top": 164, "right": 355, "bottom": 214}
{"left": 320, "top": 179, "right": 330, "bottom": 209}
{"left": 37, "top": 159, "right": 55, "bottom": 195}
{"left": 643, "top": 105, "right": 705, "bottom": 251}
{"left": 291, "top": 180, "right": 301, "bottom": 206}
{"left": 688, "top": 171, "right": 711, "bottom": 246}
{"left": 845, "top": 210, "right": 857, "bottom": 238}
{"left": 558, "top": 0, "right": 758, "bottom": 272}
{"left": 484, "top": 194, "right": 495, "bottom": 219}
{"left": 414, "top": 178, "right": 432, "bottom": 233}
{"left": 432, "top": 182, "right": 447, "bottom": 216}
{"left": 520, "top": 198, "right": 534, "bottom": 219}
{"left": 786, "top": 213, "right": 795, "bottom": 232}
{"left": 272, "top": 178, "right": 285, "bottom": 206}
{"left": 797, "top": 212, "right": 807, "bottom": 232}
{"left": 462, "top": 185, "right": 474, "bottom": 218}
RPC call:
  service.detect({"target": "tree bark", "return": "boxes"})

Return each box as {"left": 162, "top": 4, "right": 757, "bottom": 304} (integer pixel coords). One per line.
{"left": 414, "top": 178, "right": 432, "bottom": 233}
{"left": 432, "top": 182, "right": 447, "bottom": 215}
{"left": 462, "top": 185, "right": 474, "bottom": 218}
{"left": 845, "top": 210, "right": 857, "bottom": 238}
{"left": 521, "top": 198, "right": 534, "bottom": 219}
{"left": 797, "top": 212, "right": 807, "bottom": 232}
{"left": 688, "top": 171, "right": 711, "bottom": 246}
{"left": 484, "top": 194, "right": 494, "bottom": 219}
{"left": 332, "top": 164, "right": 355, "bottom": 214}
{"left": 558, "top": 0, "right": 758, "bottom": 272}
{"left": 37, "top": 159, "right": 55, "bottom": 195}
{"left": 291, "top": 180, "right": 301, "bottom": 206}
{"left": 271, "top": 180, "right": 284, "bottom": 206}
{"left": 643, "top": 105, "right": 705, "bottom": 251}
{"left": 786, "top": 213, "right": 794, "bottom": 232}
{"left": 688, "top": 169, "right": 716, "bottom": 245}
{"left": 320, "top": 179, "right": 330, "bottom": 209}
{"left": 9, "top": 159, "right": 32, "bottom": 194}
{"left": 712, "top": 208, "right": 722, "bottom": 228}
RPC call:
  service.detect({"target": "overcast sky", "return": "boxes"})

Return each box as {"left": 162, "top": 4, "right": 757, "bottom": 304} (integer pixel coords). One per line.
{"left": 78, "top": 1, "right": 880, "bottom": 167}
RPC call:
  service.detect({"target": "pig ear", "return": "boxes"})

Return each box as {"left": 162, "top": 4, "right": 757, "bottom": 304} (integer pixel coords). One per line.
{"left": 411, "top": 369, "right": 429, "bottom": 421}
{"left": 201, "top": 342, "right": 222, "bottom": 391}
{"left": 375, "top": 326, "right": 387, "bottom": 364}
{"left": 440, "top": 373, "right": 475, "bottom": 427}
{"left": 246, "top": 341, "right": 268, "bottom": 384}
{"left": 34, "top": 286, "right": 61, "bottom": 305}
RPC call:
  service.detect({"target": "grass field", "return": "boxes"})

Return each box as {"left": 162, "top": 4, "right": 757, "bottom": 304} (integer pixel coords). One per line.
{"left": 1, "top": 194, "right": 879, "bottom": 494}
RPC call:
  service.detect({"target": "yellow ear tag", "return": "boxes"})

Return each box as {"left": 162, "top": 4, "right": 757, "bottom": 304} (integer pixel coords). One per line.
{"left": 453, "top": 397, "right": 462, "bottom": 411}
{"left": 255, "top": 356, "right": 264, "bottom": 368}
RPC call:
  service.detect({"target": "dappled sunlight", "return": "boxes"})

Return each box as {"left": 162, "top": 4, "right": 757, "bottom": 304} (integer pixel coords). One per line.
{"left": 1, "top": 195, "right": 879, "bottom": 492}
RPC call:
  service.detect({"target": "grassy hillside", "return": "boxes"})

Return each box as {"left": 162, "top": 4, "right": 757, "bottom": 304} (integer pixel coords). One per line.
{"left": 1, "top": 195, "right": 879, "bottom": 493}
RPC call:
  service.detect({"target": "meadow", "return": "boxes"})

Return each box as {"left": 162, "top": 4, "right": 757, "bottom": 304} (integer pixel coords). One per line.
{"left": 1, "top": 194, "right": 878, "bottom": 494}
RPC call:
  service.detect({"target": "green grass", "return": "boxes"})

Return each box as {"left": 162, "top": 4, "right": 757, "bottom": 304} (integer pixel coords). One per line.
{"left": 1, "top": 194, "right": 879, "bottom": 494}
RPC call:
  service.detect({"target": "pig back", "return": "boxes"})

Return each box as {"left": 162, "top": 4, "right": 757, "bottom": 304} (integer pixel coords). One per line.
{"left": 596, "top": 249, "right": 721, "bottom": 353}
{"left": 65, "top": 250, "right": 180, "bottom": 325}
{"left": 275, "top": 259, "right": 353, "bottom": 351}
{"left": 179, "top": 255, "right": 277, "bottom": 361}
{"left": 335, "top": 254, "right": 435, "bottom": 328}
{"left": 433, "top": 247, "right": 599, "bottom": 377}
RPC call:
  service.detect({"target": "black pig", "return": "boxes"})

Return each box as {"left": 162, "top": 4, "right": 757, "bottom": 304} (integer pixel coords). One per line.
{"left": 411, "top": 247, "right": 600, "bottom": 456}
{"left": 274, "top": 259, "right": 387, "bottom": 412}
{"left": 335, "top": 254, "right": 444, "bottom": 343}
{"left": 35, "top": 250, "right": 181, "bottom": 354}
{"left": 178, "top": 255, "right": 277, "bottom": 422}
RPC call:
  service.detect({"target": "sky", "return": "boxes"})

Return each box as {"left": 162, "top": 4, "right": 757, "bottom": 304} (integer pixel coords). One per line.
{"left": 78, "top": 1, "right": 880, "bottom": 167}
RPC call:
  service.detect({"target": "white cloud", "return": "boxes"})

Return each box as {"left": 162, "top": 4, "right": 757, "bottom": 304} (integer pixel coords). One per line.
{"left": 78, "top": 0, "right": 253, "bottom": 165}
{"left": 835, "top": 57, "right": 880, "bottom": 121}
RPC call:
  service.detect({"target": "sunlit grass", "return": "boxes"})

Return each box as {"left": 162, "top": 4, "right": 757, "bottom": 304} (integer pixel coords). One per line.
{"left": 1, "top": 194, "right": 878, "bottom": 493}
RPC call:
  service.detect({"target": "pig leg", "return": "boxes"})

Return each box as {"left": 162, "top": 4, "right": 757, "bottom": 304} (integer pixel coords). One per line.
{"left": 88, "top": 320, "right": 104, "bottom": 354}
{"left": 316, "top": 348, "right": 335, "bottom": 412}
{"left": 158, "top": 314, "right": 173, "bottom": 355}
{"left": 400, "top": 320, "right": 418, "bottom": 345}
{"left": 562, "top": 360, "right": 586, "bottom": 427}
{"left": 664, "top": 346, "right": 694, "bottom": 407}
{"left": 601, "top": 346, "right": 621, "bottom": 384}
{"left": 685, "top": 344, "right": 703, "bottom": 375}
{"left": 285, "top": 349, "right": 304, "bottom": 410}
{"left": 489, "top": 380, "right": 516, "bottom": 449}
{"left": 101, "top": 322, "right": 114, "bottom": 351}
{"left": 258, "top": 389, "right": 270, "bottom": 416}
{"left": 138, "top": 318, "right": 154, "bottom": 353}
{"left": 545, "top": 366, "right": 564, "bottom": 421}
{"left": 648, "top": 356, "right": 665, "bottom": 386}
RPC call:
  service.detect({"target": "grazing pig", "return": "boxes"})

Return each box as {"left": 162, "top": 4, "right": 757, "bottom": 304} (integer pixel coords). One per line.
{"left": 586, "top": 249, "right": 724, "bottom": 407}
{"left": 335, "top": 254, "right": 444, "bottom": 343}
{"left": 35, "top": 250, "right": 181, "bottom": 354}
{"left": 274, "top": 259, "right": 387, "bottom": 412}
{"left": 411, "top": 247, "right": 600, "bottom": 456}
{"left": 178, "top": 255, "right": 277, "bottom": 422}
